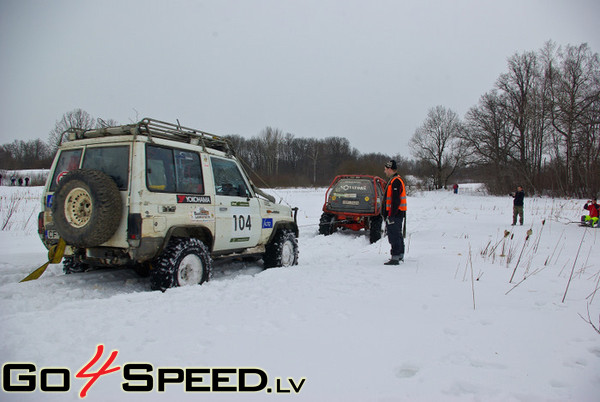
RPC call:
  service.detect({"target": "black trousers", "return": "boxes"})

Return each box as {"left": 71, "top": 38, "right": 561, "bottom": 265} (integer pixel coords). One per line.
{"left": 386, "top": 215, "right": 405, "bottom": 259}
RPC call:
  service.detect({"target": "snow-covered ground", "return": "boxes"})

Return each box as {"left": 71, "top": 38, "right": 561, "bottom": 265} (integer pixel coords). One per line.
{"left": 1, "top": 184, "right": 599, "bottom": 401}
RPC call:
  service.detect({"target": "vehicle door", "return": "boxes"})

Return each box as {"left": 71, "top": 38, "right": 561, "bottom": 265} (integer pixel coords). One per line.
{"left": 80, "top": 145, "right": 131, "bottom": 247}
{"left": 210, "top": 156, "right": 260, "bottom": 251}
{"left": 44, "top": 145, "right": 131, "bottom": 247}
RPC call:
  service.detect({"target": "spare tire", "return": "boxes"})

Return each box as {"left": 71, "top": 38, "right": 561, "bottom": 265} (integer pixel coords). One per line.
{"left": 52, "top": 169, "right": 122, "bottom": 248}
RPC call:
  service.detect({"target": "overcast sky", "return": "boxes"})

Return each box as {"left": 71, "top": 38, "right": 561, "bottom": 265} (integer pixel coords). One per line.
{"left": 1, "top": 0, "right": 599, "bottom": 157}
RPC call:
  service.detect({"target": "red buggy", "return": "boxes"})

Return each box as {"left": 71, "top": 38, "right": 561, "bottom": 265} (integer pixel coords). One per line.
{"left": 319, "top": 175, "right": 387, "bottom": 244}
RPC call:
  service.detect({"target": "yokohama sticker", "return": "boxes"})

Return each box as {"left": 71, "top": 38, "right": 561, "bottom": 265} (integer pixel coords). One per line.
{"left": 177, "top": 195, "right": 211, "bottom": 204}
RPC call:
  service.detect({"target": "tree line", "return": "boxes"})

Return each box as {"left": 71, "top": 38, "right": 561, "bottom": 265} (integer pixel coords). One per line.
{"left": 411, "top": 41, "right": 600, "bottom": 197}
{"left": 227, "top": 128, "right": 417, "bottom": 187}
{"left": 1, "top": 41, "right": 598, "bottom": 196}
{"left": 0, "top": 109, "right": 118, "bottom": 170}
{"left": 0, "top": 109, "right": 415, "bottom": 188}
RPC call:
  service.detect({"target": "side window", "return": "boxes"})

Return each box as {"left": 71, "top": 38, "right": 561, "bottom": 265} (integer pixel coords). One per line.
{"left": 146, "top": 145, "right": 204, "bottom": 194}
{"left": 82, "top": 146, "right": 129, "bottom": 190}
{"left": 376, "top": 181, "right": 384, "bottom": 206}
{"left": 146, "top": 146, "right": 176, "bottom": 192}
{"left": 211, "top": 157, "right": 250, "bottom": 198}
{"left": 50, "top": 149, "right": 82, "bottom": 191}
{"left": 174, "top": 150, "right": 204, "bottom": 194}
{"left": 376, "top": 182, "right": 384, "bottom": 199}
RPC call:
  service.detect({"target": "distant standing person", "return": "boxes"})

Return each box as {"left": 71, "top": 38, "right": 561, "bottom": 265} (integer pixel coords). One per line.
{"left": 25, "top": 177, "right": 30, "bottom": 186}
{"left": 18, "top": 177, "right": 23, "bottom": 186}
{"left": 382, "top": 160, "right": 407, "bottom": 265}
{"left": 510, "top": 186, "right": 525, "bottom": 226}
{"left": 453, "top": 183, "right": 459, "bottom": 194}
{"left": 11, "top": 176, "right": 16, "bottom": 186}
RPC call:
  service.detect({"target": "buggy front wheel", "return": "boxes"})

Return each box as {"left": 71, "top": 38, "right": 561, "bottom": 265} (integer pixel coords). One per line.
{"left": 318, "top": 213, "right": 336, "bottom": 236}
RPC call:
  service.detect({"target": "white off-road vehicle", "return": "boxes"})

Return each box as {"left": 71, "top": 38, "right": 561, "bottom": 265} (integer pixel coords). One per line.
{"left": 38, "top": 118, "right": 299, "bottom": 290}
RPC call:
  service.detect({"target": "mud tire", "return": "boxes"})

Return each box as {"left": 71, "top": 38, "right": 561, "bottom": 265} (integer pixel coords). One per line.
{"left": 318, "top": 213, "right": 336, "bottom": 236}
{"left": 150, "top": 238, "right": 212, "bottom": 291}
{"left": 264, "top": 230, "right": 299, "bottom": 268}
{"left": 369, "top": 215, "right": 383, "bottom": 244}
{"left": 52, "top": 169, "right": 122, "bottom": 248}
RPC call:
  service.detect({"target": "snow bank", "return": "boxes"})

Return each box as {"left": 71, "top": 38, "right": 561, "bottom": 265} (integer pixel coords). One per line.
{"left": 0, "top": 186, "right": 599, "bottom": 401}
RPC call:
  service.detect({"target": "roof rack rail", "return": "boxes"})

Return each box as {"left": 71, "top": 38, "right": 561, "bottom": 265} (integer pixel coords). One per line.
{"left": 64, "top": 118, "right": 234, "bottom": 154}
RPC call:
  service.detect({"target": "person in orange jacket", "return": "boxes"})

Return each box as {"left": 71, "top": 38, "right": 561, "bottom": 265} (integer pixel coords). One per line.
{"left": 382, "top": 160, "right": 407, "bottom": 265}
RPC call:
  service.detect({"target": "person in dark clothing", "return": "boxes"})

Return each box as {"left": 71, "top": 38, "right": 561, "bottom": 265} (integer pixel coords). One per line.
{"left": 382, "top": 160, "right": 407, "bottom": 265}
{"left": 510, "top": 186, "right": 525, "bottom": 226}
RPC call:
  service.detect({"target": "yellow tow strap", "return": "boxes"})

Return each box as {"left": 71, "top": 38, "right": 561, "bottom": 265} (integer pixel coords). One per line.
{"left": 20, "top": 238, "right": 67, "bottom": 282}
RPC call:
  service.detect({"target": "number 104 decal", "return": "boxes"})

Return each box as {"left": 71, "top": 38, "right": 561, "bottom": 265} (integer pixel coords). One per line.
{"left": 233, "top": 215, "right": 252, "bottom": 231}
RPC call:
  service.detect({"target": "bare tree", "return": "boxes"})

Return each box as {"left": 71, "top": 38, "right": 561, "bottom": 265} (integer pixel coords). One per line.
{"left": 462, "top": 42, "right": 599, "bottom": 196}
{"left": 321, "top": 137, "right": 353, "bottom": 176}
{"left": 97, "top": 117, "right": 120, "bottom": 128}
{"left": 259, "top": 127, "right": 284, "bottom": 175}
{"left": 48, "top": 109, "right": 96, "bottom": 152}
{"left": 409, "top": 106, "right": 465, "bottom": 189}
{"left": 496, "top": 50, "right": 546, "bottom": 191}
{"left": 546, "top": 43, "right": 600, "bottom": 196}
{"left": 0, "top": 139, "right": 53, "bottom": 169}
{"left": 463, "top": 91, "right": 515, "bottom": 193}
{"left": 24, "top": 139, "right": 52, "bottom": 167}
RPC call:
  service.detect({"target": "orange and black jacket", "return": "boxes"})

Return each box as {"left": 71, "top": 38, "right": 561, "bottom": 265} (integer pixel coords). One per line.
{"left": 383, "top": 174, "right": 407, "bottom": 218}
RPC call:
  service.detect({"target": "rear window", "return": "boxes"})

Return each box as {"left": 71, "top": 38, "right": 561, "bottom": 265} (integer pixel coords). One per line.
{"left": 331, "top": 178, "right": 375, "bottom": 198}
{"left": 49, "top": 149, "right": 82, "bottom": 191}
{"left": 50, "top": 146, "right": 130, "bottom": 191}
{"left": 327, "top": 178, "right": 377, "bottom": 213}
{"left": 82, "top": 146, "right": 130, "bottom": 190}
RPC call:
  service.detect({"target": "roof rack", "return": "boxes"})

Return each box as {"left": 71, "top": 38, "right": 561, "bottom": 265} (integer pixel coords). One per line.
{"left": 64, "top": 118, "right": 234, "bottom": 154}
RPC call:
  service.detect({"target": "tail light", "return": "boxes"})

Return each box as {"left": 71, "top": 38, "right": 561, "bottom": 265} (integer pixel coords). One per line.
{"left": 128, "top": 213, "right": 142, "bottom": 240}
{"left": 38, "top": 212, "right": 44, "bottom": 235}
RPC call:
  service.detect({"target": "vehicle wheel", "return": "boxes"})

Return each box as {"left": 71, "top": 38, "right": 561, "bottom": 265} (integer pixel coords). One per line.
{"left": 63, "top": 256, "right": 89, "bottom": 274}
{"left": 318, "top": 213, "right": 336, "bottom": 236}
{"left": 150, "top": 238, "right": 211, "bottom": 291}
{"left": 264, "top": 230, "right": 299, "bottom": 268}
{"left": 52, "top": 169, "right": 122, "bottom": 248}
{"left": 369, "top": 215, "right": 383, "bottom": 244}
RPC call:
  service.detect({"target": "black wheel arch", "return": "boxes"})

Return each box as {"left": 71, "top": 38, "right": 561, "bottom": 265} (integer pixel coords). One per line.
{"left": 267, "top": 221, "right": 299, "bottom": 244}
{"left": 160, "top": 225, "right": 215, "bottom": 255}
